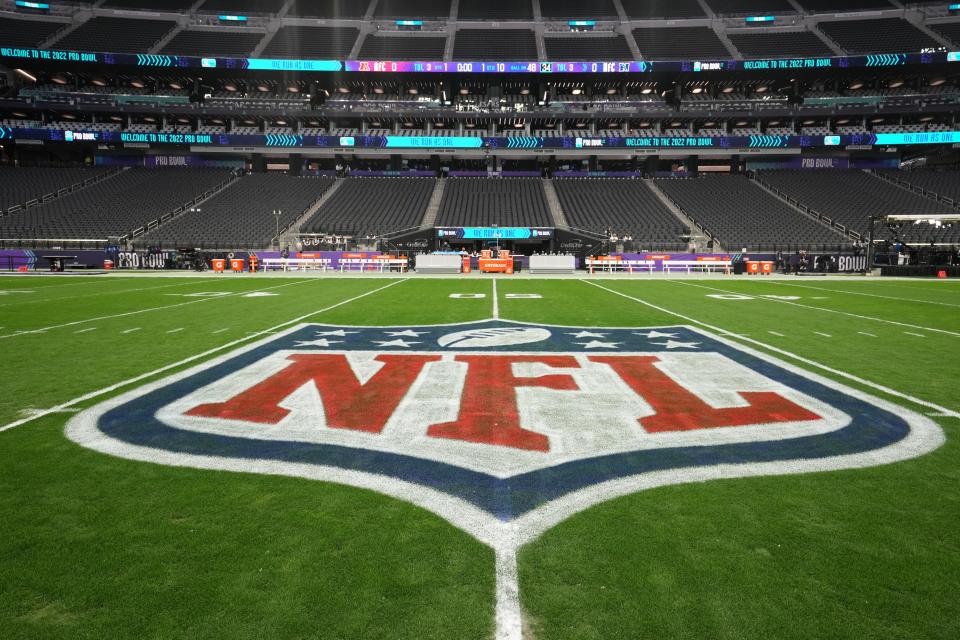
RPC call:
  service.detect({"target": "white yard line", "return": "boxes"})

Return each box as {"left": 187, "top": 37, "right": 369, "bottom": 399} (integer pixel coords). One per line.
{"left": 0, "top": 279, "right": 310, "bottom": 340}
{"left": 582, "top": 280, "right": 960, "bottom": 419}
{"left": 0, "top": 279, "right": 404, "bottom": 434}
{"left": 0, "top": 279, "right": 207, "bottom": 309}
{"left": 495, "top": 547, "right": 522, "bottom": 640}
{"left": 771, "top": 280, "right": 960, "bottom": 309}
{"left": 492, "top": 278, "right": 499, "bottom": 319}
{"left": 675, "top": 280, "right": 960, "bottom": 338}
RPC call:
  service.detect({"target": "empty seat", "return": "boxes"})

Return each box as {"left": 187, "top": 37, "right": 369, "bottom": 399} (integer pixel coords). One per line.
{"left": 554, "top": 178, "right": 689, "bottom": 243}
{"left": 55, "top": 16, "right": 176, "bottom": 53}
{"left": 453, "top": 29, "right": 537, "bottom": 60}
{"left": 0, "top": 16, "right": 67, "bottom": 47}
{"left": 261, "top": 26, "right": 360, "bottom": 58}
{"left": 620, "top": 0, "right": 706, "bottom": 19}
{"left": 436, "top": 178, "right": 552, "bottom": 227}
{"left": 458, "top": 0, "right": 533, "bottom": 20}
{"left": 301, "top": 178, "right": 436, "bottom": 236}
{"left": 632, "top": 27, "right": 731, "bottom": 60}
{"left": 654, "top": 174, "right": 848, "bottom": 249}
{"left": 161, "top": 30, "right": 264, "bottom": 57}
{"left": 729, "top": 31, "right": 833, "bottom": 58}
{"left": 818, "top": 18, "right": 939, "bottom": 54}
{"left": 544, "top": 36, "right": 633, "bottom": 60}
{"left": 359, "top": 36, "right": 447, "bottom": 60}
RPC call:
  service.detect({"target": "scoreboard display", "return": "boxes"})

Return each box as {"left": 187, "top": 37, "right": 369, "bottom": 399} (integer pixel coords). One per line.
{"left": 438, "top": 228, "right": 554, "bottom": 240}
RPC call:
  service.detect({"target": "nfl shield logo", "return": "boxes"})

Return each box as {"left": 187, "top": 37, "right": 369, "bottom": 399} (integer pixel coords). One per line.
{"left": 68, "top": 320, "right": 942, "bottom": 546}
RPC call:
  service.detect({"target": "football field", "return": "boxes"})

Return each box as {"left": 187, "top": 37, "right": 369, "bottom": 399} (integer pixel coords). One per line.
{"left": 1, "top": 273, "right": 958, "bottom": 640}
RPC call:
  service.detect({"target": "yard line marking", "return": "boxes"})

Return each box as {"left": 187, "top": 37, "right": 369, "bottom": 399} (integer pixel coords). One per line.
{"left": 0, "top": 279, "right": 208, "bottom": 309}
{"left": 0, "top": 280, "right": 404, "bottom": 434}
{"left": 813, "top": 332, "right": 832, "bottom": 338}
{"left": 495, "top": 547, "right": 522, "bottom": 640}
{"left": 492, "top": 278, "right": 499, "bottom": 319}
{"left": 771, "top": 281, "right": 960, "bottom": 308}
{"left": 904, "top": 332, "right": 926, "bottom": 338}
{"left": 0, "top": 279, "right": 310, "bottom": 340}
{"left": 74, "top": 327, "right": 97, "bottom": 334}
{"left": 675, "top": 281, "right": 960, "bottom": 338}
{"left": 858, "top": 332, "right": 878, "bottom": 337}
{"left": 212, "top": 327, "right": 230, "bottom": 334}
{"left": 122, "top": 327, "right": 141, "bottom": 334}
{"left": 166, "top": 328, "right": 184, "bottom": 334}
{"left": 582, "top": 280, "right": 960, "bottom": 419}
{"left": 768, "top": 331, "right": 785, "bottom": 337}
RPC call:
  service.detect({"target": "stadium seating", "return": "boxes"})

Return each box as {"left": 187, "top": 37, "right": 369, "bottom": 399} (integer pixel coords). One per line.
{"left": 544, "top": 36, "right": 634, "bottom": 60}
{"left": 817, "top": 18, "right": 940, "bottom": 55}
{"left": 457, "top": 0, "right": 533, "bottom": 20}
{"left": 632, "top": 27, "right": 731, "bottom": 60}
{"left": 0, "top": 16, "right": 66, "bottom": 47}
{"left": 758, "top": 169, "right": 955, "bottom": 238}
{"left": 0, "top": 167, "right": 114, "bottom": 214}
{"left": 261, "top": 26, "right": 360, "bottom": 59}
{"left": 796, "top": 0, "right": 892, "bottom": 11}
{"left": 374, "top": 0, "right": 451, "bottom": 18}
{"left": 654, "top": 175, "right": 848, "bottom": 250}
{"left": 929, "top": 22, "right": 960, "bottom": 48}
{"left": 54, "top": 17, "right": 177, "bottom": 53}
{"left": 141, "top": 174, "right": 335, "bottom": 248}
{"left": 161, "top": 30, "right": 264, "bottom": 57}
{"left": 705, "top": 0, "right": 795, "bottom": 14}
{"left": 198, "top": 0, "right": 286, "bottom": 13}
{"left": 619, "top": 0, "right": 706, "bottom": 19}
{"left": 101, "top": 0, "right": 194, "bottom": 8}
{"left": 301, "top": 178, "right": 436, "bottom": 237}
{"left": 436, "top": 178, "right": 552, "bottom": 227}
{"left": 453, "top": 30, "right": 538, "bottom": 60}
{"left": 553, "top": 179, "right": 689, "bottom": 244}
{"left": 287, "top": 0, "right": 370, "bottom": 18}
{"left": 0, "top": 168, "right": 232, "bottom": 240}
{"left": 358, "top": 36, "right": 447, "bottom": 60}
{"left": 876, "top": 169, "right": 960, "bottom": 206}
{"left": 539, "top": 0, "right": 618, "bottom": 19}
{"left": 729, "top": 31, "right": 833, "bottom": 58}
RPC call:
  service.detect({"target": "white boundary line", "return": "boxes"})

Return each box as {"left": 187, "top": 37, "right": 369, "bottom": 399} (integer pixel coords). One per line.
{"left": 0, "top": 279, "right": 312, "bottom": 340}
{"left": 492, "top": 278, "right": 499, "bottom": 319}
{"left": 770, "top": 280, "right": 960, "bottom": 309}
{"left": 0, "top": 280, "right": 404, "bottom": 434}
{"left": 674, "top": 280, "right": 960, "bottom": 338}
{"left": 62, "top": 314, "right": 946, "bottom": 640}
{"left": 582, "top": 280, "right": 960, "bottom": 419}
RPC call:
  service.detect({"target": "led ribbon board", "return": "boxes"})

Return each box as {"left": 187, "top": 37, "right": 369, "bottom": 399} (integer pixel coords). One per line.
{"left": 1, "top": 45, "right": 956, "bottom": 74}
{"left": 7, "top": 128, "right": 960, "bottom": 150}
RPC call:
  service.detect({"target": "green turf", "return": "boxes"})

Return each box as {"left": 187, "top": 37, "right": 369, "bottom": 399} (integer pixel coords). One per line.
{"left": 0, "top": 274, "right": 957, "bottom": 640}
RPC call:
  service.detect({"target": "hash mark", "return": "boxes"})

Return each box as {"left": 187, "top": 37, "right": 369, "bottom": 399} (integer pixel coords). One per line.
{"left": 74, "top": 327, "right": 97, "bottom": 334}
{"left": 122, "top": 327, "right": 142, "bottom": 334}
{"left": 212, "top": 327, "right": 230, "bottom": 334}
{"left": 768, "top": 331, "right": 784, "bottom": 337}
{"left": 858, "top": 332, "right": 877, "bottom": 337}
{"left": 166, "top": 327, "right": 184, "bottom": 334}
{"left": 904, "top": 332, "right": 926, "bottom": 338}
{"left": 813, "top": 331, "right": 832, "bottom": 338}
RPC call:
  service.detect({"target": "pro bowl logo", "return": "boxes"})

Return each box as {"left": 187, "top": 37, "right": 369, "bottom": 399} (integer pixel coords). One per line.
{"left": 68, "top": 320, "right": 942, "bottom": 636}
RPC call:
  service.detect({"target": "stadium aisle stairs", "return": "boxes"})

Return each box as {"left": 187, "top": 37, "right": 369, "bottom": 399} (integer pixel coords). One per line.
{"left": 542, "top": 179, "right": 569, "bottom": 227}
{"left": 643, "top": 178, "right": 710, "bottom": 249}
{"left": 420, "top": 178, "right": 446, "bottom": 228}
